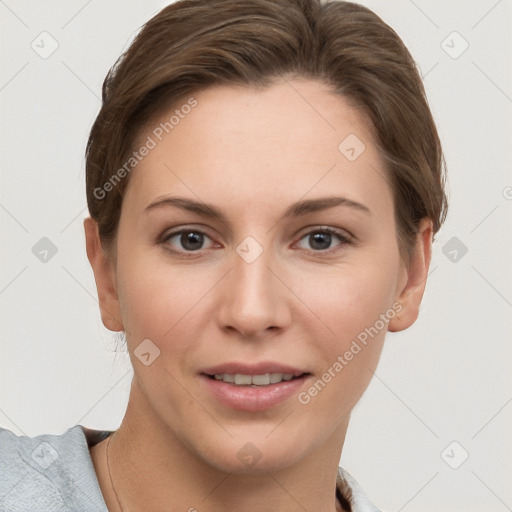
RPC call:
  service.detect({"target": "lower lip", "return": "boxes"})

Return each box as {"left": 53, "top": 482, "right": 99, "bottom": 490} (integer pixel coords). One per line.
{"left": 200, "top": 374, "right": 310, "bottom": 412}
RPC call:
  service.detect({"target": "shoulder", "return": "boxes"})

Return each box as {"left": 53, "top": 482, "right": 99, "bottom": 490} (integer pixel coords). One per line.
{"left": 0, "top": 425, "right": 111, "bottom": 512}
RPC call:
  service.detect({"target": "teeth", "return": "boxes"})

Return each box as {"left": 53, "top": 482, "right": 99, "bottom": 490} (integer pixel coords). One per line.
{"left": 252, "top": 374, "right": 271, "bottom": 385}
{"left": 212, "top": 373, "right": 297, "bottom": 386}
{"left": 234, "top": 374, "right": 252, "bottom": 385}
{"left": 270, "top": 373, "right": 283, "bottom": 383}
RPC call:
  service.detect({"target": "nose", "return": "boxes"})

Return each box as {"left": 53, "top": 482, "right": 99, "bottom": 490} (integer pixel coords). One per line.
{"left": 216, "top": 245, "right": 292, "bottom": 339}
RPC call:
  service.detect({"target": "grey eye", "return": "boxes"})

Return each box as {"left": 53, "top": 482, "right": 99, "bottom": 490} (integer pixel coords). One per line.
{"left": 165, "top": 230, "right": 214, "bottom": 252}
{"left": 296, "top": 228, "right": 349, "bottom": 252}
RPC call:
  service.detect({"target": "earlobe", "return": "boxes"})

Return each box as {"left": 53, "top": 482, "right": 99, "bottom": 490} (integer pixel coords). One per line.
{"left": 388, "top": 218, "right": 433, "bottom": 333}
{"left": 84, "top": 217, "right": 124, "bottom": 332}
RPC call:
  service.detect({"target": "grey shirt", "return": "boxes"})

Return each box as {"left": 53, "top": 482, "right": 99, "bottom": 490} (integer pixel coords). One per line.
{"left": 0, "top": 425, "right": 382, "bottom": 511}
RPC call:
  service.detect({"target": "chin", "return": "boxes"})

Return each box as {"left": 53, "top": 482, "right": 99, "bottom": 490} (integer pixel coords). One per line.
{"left": 191, "top": 429, "right": 315, "bottom": 475}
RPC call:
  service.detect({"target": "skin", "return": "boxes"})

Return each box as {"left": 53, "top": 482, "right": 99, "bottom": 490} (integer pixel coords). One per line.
{"left": 85, "top": 78, "right": 432, "bottom": 512}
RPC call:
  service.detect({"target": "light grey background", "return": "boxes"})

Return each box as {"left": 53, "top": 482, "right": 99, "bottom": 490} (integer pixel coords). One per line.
{"left": 1, "top": 1, "right": 511, "bottom": 510}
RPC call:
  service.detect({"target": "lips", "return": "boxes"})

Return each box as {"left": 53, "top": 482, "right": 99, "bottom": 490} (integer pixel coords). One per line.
{"left": 199, "top": 361, "right": 311, "bottom": 411}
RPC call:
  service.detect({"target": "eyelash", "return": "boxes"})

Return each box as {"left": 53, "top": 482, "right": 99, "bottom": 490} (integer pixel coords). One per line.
{"left": 160, "top": 226, "right": 353, "bottom": 257}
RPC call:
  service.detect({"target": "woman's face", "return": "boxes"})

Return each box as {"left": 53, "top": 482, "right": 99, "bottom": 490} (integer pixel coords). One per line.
{"left": 94, "top": 78, "right": 428, "bottom": 473}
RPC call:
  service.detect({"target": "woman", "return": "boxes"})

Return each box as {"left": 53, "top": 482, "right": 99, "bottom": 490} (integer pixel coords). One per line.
{"left": 0, "top": 0, "right": 447, "bottom": 510}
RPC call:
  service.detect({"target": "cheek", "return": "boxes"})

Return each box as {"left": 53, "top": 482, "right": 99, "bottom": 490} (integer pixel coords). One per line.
{"left": 301, "top": 259, "right": 399, "bottom": 343}
{"left": 297, "top": 251, "right": 400, "bottom": 392}
{"left": 115, "top": 250, "right": 217, "bottom": 348}
{"left": 296, "top": 274, "right": 391, "bottom": 420}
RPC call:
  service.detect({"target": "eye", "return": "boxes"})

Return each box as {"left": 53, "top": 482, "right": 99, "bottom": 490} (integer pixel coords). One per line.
{"left": 162, "top": 228, "right": 216, "bottom": 253}
{"left": 295, "top": 227, "right": 351, "bottom": 252}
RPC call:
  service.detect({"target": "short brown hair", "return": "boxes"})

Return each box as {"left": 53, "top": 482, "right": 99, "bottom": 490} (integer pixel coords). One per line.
{"left": 85, "top": 0, "right": 447, "bottom": 260}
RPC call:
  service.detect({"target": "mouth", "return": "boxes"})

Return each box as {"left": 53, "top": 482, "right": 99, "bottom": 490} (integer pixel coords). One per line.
{"left": 199, "top": 362, "right": 312, "bottom": 411}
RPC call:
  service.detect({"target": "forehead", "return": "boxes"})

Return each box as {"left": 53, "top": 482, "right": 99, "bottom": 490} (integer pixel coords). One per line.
{"left": 123, "top": 78, "right": 392, "bottom": 220}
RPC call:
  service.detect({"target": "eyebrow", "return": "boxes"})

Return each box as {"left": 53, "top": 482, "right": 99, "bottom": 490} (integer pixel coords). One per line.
{"left": 144, "top": 195, "right": 371, "bottom": 223}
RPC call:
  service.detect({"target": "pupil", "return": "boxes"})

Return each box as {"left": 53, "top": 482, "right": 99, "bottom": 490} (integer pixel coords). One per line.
{"left": 310, "top": 232, "right": 331, "bottom": 250}
{"left": 182, "top": 232, "right": 203, "bottom": 250}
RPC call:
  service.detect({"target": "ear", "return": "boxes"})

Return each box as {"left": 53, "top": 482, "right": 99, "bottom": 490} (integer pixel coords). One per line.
{"left": 388, "top": 218, "right": 433, "bottom": 332}
{"left": 84, "top": 217, "right": 124, "bottom": 332}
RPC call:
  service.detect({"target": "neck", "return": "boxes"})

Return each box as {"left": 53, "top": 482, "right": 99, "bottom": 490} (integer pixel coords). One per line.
{"left": 99, "top": 379, "right": 349, "bottom": 512}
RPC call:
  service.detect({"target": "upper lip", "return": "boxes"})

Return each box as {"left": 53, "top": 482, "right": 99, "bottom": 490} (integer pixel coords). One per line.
{"left": 200, "top": 361, "right": 309, "bottom": 377}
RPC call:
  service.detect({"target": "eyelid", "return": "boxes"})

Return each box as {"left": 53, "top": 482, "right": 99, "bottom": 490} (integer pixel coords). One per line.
{"left": 160, "top": 223, "right": 215, "bottom": 239}
{"left": 295, "top": 225, "right": 353, "bottom": 242}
